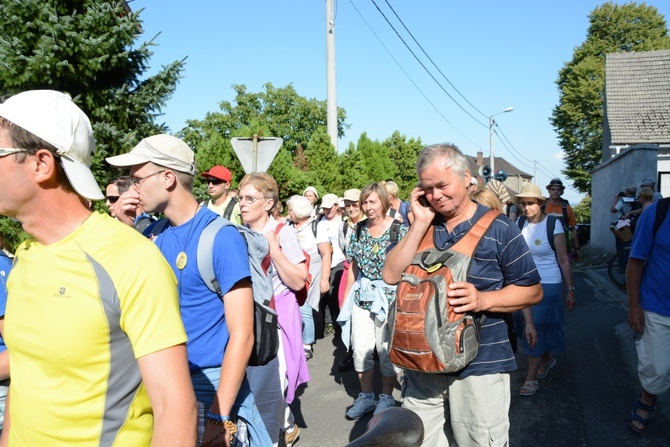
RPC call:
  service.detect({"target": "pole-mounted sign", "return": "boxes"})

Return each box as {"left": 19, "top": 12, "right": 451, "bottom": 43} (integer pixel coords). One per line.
{"left": 231, "top": 135, "right": 283, "bottom": 174}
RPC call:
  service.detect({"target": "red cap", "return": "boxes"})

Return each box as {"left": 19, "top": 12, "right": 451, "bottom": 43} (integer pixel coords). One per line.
{"left": 201, "top": 166, "right": 232, "bottom": 182}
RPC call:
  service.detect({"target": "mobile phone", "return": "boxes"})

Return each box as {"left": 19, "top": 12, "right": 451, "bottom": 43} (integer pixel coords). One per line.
{"left": 418, "top": 195, "right": 430, "bottom": 207}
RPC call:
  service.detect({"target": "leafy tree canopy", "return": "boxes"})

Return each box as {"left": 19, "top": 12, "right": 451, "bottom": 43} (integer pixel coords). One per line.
{"left": 550, "top": 2, "right": 670, "bottom": 194}
{"left": 181, "top": 83, "right": 349, "bottom": 203}
{"left": 0, "top": 0, "right": 184, "bottom": 180}
{"left": 0, "top": 0, "right": 185, "bottom": 244}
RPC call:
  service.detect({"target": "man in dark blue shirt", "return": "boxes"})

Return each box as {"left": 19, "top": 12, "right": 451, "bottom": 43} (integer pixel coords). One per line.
{"left": 383, "top": 143, "right": 542, "bottom": 446}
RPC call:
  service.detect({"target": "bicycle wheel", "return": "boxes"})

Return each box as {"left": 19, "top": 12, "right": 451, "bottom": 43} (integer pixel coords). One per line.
{"left": 607, "top": 246, "right": 630, "bottom": 290}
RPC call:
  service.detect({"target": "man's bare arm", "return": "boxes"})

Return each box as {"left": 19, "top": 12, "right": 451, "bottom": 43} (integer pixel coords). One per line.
{"left": 137, "top": 344, "right": 197, "bottom": 446}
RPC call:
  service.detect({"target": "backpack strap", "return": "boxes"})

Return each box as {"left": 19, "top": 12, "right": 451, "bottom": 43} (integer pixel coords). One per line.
{"left": 546, "top": 215, "right": 556, "bottom": 253}
{"left": 197, "top": 217, "right": 228, "bottom": 299}
{"left": 223, "top": 197, "right": 238, "bottom": 221}
{"left": 561, "top": 199, "right": 570, "bottom": 228}
{"left": 450, "top": 210, "right": 500, "bottom": 257}
{"left": 517, "top": 215, "right": 527, "bottom": 230}
{"left": 653, "top": 197, "right": 670, "bottom": 242}
{"left": 145, "top": 217, "right": 170, "bottom": 239}
{"left": 389, "top": 220, "right": 401, "bottom": 244}
{"left": 355, "top": 220, "right": 367, "bottom": 240}
{"left": 342, "top": 219, "right": 349, "bottom": 237}
{"left": 311, "top": 215, "right": 322, "bottom": 237}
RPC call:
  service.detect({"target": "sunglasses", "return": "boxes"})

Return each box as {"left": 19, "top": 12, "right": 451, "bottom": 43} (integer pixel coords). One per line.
{"left": 207, "top": 179, "right": 225, "bottom": 185}
{"left": 106, "top": 196, "right": 120, "bottom": 204}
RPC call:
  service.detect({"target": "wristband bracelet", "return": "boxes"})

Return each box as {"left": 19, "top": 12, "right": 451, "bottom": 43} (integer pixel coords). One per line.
{"left": 206, "top": 411, "right": 230, "bottom": 425}
{"left": 568, "top": 286, "right": 575, "bottom": 291}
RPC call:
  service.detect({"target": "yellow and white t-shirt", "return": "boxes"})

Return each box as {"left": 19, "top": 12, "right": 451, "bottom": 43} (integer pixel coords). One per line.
{"left": 4, "top": 212, "right": 186, "bottom": 446}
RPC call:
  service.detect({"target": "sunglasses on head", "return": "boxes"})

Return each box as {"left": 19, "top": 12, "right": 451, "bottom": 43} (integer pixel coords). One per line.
{"left": 106, "top": 196, "right": 120, "bottom": 204}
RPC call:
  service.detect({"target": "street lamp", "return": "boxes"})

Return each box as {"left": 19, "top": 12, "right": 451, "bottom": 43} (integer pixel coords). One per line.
{"left": 489, "top": 107, "right": 513, "bottom": 174}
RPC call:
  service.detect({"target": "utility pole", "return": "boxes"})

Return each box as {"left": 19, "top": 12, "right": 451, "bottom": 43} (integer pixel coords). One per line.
{"left": 326, "top": 0, "right": 338, "bottom": 151}
{"left": 488, "top": 107, "right": 513, "bottom": 173}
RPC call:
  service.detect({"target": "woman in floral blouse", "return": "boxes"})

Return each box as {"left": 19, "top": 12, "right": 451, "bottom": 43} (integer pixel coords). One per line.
{"left": 338, "top": 183, "right": 407, "bottom": 420}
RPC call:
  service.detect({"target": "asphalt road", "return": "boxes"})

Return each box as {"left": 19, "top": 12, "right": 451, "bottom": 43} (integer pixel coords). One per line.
{"left": 286, "top": 267, "right": 669, "bottom": 447}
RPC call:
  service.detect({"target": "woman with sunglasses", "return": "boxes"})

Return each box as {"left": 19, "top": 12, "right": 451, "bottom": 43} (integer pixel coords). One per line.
{"left": 239, "top": 173, "right": 309, "bottom": 446}
{"left": 515, "top": 183, "right": 576, "bottom": 397}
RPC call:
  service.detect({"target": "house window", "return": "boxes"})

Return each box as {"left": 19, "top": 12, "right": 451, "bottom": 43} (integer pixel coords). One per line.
{"left": 660, "top": 172, "right": 670, "bottom": 198}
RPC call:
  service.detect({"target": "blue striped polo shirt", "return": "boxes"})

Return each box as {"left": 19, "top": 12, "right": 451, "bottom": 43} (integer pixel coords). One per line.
{"left": 433, "top": 203, "right": 540, "bottom": 377}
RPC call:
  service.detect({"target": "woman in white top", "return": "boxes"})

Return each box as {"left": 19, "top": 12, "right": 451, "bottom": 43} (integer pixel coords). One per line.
{"left": 516, "top": 184, "right": 576, "bottom": 397}
{"left": 286, "top": 195, "right": 323, "bottom": 360}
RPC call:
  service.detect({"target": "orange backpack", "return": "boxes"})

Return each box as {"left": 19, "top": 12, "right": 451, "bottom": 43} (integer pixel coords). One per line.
{"left": 389, "top": 210, "right": 499, "bottom": 373}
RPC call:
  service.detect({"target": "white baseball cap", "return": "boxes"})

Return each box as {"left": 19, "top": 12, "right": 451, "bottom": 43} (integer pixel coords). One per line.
{"left": 0, "top": 90, "right": 103, "bottom": 200}
{"left": 320, "top": 193, "right": 339, "bottom": 209}
{"left": 106, "top": 134, "right": 197, "bottom": 175}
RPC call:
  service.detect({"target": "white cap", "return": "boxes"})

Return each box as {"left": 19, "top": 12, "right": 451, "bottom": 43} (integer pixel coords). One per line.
{"left": 303, "top": 186, "right": 319, "bottom": 198}
{"left": 0, "top": 90, "right": 103, "bottom": 200}
{"left": 106, "top": 134, "right": 197, "bottom": 175}
{"left": 320, "top": 193, "right": 339, "bottom": 209}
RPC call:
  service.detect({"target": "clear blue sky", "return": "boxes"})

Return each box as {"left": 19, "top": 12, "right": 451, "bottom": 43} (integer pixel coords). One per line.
{"left": 132, "top": 0, "right": 670, "bottom": 204}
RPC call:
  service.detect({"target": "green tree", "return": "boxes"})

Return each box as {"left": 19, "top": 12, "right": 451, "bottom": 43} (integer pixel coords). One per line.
{"left": 305, "top": 128, "right": 341, "bottom": 193}
{"left": 181, "top": 83, "right": 348, "bottom": 202}
{"left": 383, "top": 131, "right": 424, "bottom": 199}
{"left": 0, "top": 0, "right": 185, "bottom": 176}
{"left": 573, "top": 195, "right": 592, "bottom": 224}
{"left": 550, "top": 2, "right": 670, "bottom": 194}
{"left": 0, "top": 0, "right": 184, "bottom": 244}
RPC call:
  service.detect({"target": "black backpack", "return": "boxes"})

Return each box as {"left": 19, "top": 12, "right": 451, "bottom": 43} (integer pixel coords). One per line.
{"left": 355, "top": 219, "right": 402, "bottom": 244}
{"left": 205, "top": 197, "right": 238, "bottom": 221}
{"left": 541, "top": 199, "right": 570, "bottom": 229}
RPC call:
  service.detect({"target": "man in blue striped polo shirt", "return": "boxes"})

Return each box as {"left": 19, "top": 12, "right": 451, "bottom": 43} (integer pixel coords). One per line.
{"left": 383, "top": 143, "right": 542, "bottom": 446}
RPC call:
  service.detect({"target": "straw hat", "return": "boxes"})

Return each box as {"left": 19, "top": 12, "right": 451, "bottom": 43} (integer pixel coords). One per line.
{"left": 514, "top": 183, "right": 546, "bottom": 202}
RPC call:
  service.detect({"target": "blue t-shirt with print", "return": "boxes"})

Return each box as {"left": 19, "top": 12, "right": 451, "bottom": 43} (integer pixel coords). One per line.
{"left": 154, "top": 208, "right": 251, "bottom": 371}
{"left": 0, "top": 252, "right": 11, "bottom": 353}
{"left": 433, "top": 203, "right": 540, "bottom": 377}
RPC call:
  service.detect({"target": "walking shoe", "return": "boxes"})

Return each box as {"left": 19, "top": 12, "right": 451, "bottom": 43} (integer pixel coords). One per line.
{"left": 346, "top": 393, "right": 376, "bottom": 420}
{"left": 373, "top": 394, "right": 396, "bottom": 415}
{"left": 304, "top": 347, "right": 313, "bottom": 361}
{"left": 537, "top": 358, "right": 556, "bottom": 379}
{"left": 285, "top": 424, "right": 300, "bottom": 447}
{"left": 519, "top": 380, "right": 539, "bottom": 396}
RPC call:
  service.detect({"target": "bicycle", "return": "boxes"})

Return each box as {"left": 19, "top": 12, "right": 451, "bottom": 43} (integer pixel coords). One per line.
{"left": 607, "top": 244, "right": 630, "bottom": 290}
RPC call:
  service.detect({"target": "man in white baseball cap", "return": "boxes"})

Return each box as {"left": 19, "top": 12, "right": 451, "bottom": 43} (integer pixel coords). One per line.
{"left": 0, "top": 90, "right": 196, "bottom": 445}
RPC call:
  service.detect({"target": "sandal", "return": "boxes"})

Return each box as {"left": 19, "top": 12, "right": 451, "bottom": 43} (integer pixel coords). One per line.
{"left": 537, "top": 358, "right": 556, "bottom": 379}
{"left": 629, "top": 393, "right": 656, "bottom": 433}
{"left": 519, "top": 381, "right": 539, "bottom": 396}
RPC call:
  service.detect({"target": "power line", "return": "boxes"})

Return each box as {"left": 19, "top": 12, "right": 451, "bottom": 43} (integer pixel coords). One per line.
{"left": 383, "top": 0, "right": 489, "bottom": 120}
{"left": 369, "top": 0, "right": 488, "bottom": 128}
{"left": 347, "top": 0, "right": 485, "bottom": 151}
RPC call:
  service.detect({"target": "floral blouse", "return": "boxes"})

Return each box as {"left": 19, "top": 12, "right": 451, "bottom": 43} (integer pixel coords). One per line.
{"left": 347, "top": 222, "right": 407, "bottom": 309}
